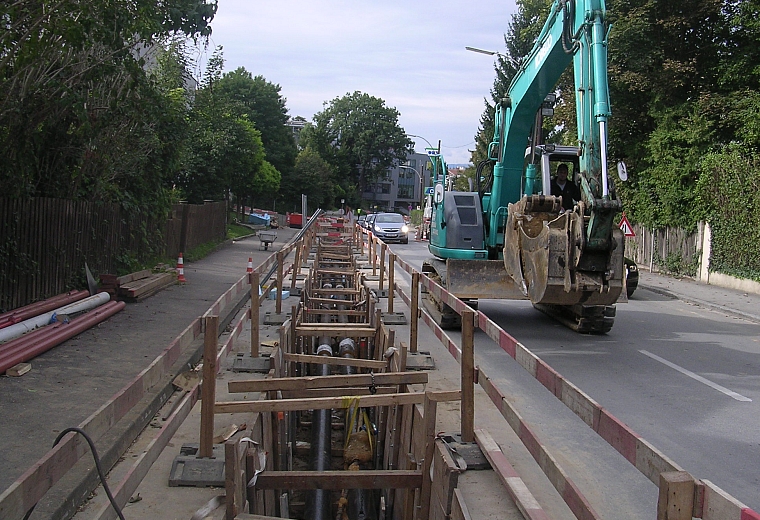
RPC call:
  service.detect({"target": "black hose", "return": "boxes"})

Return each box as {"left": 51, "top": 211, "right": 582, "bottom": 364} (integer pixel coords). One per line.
{"left": 476, "top": 159, "right": 494, "bottom": 198}
{"left": 23, "top": 427, "right": 125, "bottom": 520}
{"left": 562, "top": 0, "right": 578, "bottom": 54}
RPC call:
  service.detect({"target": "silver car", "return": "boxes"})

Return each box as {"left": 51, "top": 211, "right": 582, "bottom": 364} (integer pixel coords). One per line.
{"left": 371, "top": 213, "right": 409, "bottom": 243}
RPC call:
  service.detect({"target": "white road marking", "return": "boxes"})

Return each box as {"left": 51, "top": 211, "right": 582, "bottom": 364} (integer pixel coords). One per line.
{"left": 640, "top": 350, "right": 752, "bottom": 402}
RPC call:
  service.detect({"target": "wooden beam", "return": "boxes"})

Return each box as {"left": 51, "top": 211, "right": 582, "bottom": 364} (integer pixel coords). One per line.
{"left": 250, "top": 272, "right": 260, "bottom": 358}
{"left": 199, "top": 315, "right": 218, "bottom": 458}
{"left": 215, "top": 390, "right": 460, "bottom": 414}
{"left": 410, "top": 272, "right": 419, "bottom": 353}
{"left": 281, "top": 386, "right": 398, "bottom": 398}
{"left": 229, "top": 372, "right": 428, "bottom": 393}
{"left": 461, "top": 309, "right": 475, "bottom": 443}
{"left": 252, "top": 470, "right": 422, "bottom": 490}
{"left": 657, "top": 471, "right": 695, "bottom": 520}
{"left": 282, "top": 353, "right": 386, "bottom": 369}
{"left": 295, "top": 325, "right": 377, "bottom": 337}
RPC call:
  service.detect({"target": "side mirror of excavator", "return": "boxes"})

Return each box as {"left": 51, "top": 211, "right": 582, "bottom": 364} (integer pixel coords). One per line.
{"left": 617, "top": 161, "right": 628, "bottom": 182}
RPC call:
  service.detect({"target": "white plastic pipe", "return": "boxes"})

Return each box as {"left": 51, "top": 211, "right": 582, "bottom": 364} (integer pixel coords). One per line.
{"left": 0, "top": 292, "right": 111, "bottom": 344}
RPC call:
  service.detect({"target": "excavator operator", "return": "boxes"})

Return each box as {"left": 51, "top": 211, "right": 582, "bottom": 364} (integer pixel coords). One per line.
{"left": 551, "top": 163, "right": 581, "bottom": 211}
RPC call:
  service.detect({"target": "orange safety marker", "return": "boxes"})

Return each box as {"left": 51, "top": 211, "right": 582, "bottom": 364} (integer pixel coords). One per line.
{"left": 247, "top": 257, "right": 253, "bottom": 274}
{"left": 177, "top": 253, "right": 187, "bottom": 283}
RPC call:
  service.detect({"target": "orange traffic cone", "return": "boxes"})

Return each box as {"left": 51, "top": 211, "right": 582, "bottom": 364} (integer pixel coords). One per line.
{"left": 177, "top": 253, "right": 187, "bottom": 283}
{"left": 247, "top": 257, "right": 253, "bottom": 274}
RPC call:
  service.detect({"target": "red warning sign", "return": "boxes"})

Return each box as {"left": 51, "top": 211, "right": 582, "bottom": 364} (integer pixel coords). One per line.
{"left": 619, "top": 214, "right": 635, "bottom": 237}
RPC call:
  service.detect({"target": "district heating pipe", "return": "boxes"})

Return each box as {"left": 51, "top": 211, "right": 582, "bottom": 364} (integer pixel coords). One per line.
{"left": 307, "top": 341, "right": 334, "bottom": 520}
{"left": 0, "top": 300, "right": 126, "bottom": 374}
{"left": 0, "top": 290, "right": 90, "bottom": 330}
{"left": 0, "top": 292, "right": 111, "bottom": 344}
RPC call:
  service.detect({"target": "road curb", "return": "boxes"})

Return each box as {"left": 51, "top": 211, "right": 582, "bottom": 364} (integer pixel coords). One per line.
{"left": 640, "top": 283, "right": 760, "bottom": 324}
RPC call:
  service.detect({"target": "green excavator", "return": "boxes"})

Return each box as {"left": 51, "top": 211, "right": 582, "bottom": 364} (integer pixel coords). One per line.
{"left": 422, "top": 0, "right": 625, "bottom": 333}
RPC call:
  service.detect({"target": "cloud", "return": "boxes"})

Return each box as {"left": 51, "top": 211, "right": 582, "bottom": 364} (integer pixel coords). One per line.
{"left": 208, "top": 0, "right": 516, "bottom": 164}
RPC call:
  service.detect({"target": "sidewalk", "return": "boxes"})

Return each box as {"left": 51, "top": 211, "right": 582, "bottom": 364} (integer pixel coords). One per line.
{"left": 638, "top": 269, "right": 760, "bottom": 324}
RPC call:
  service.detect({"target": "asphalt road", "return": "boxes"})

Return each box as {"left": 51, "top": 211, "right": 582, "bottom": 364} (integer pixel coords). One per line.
{"left": 390, "top": 238, "right": 760, "bottom": 513}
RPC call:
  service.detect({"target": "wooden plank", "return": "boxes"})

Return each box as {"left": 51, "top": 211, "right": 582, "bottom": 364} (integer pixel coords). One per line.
{"left": 225, "top": 434, "right": 245, "bottom": 519}
{"left": 281, "top": 386, "right": 398, "bottom": 398}
{"left": 432, "top": 439, "right": 461, "bottom": 517}
{"left": 418, "top": 394, "right": 438, "bottom": 520}
{"left": 229, "top": 371, "right": 427, "bottom": 393}
{"left": 6, "top": 362, "right": 31, "bottom": 377}
{"left": 216, "top": 390, "right": 460, "bottom": 414}
{"left": 117, "top": 269, "right": 152, "bottom": 285}
{"left": 474, "top": 428, "right": 549, "bottom": 520}
{"left": 657, "top": 471, "right": 695, "bottom": 520}
{"left": 253, "top": 470, "right": 422, "bottom": 490}
{"left": 282, "top": 353, "right": 386, "bottom": 370}
{"left": 295, "top": 325, "right": 377, "bottom": 337}
{"left": 451, "top": 489, "right": 473, "bottom": 520}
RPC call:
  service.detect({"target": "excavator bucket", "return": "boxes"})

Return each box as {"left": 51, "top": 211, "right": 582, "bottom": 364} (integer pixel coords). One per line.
{"left": 504, "top": 195, "right": 624, "bottom": 307}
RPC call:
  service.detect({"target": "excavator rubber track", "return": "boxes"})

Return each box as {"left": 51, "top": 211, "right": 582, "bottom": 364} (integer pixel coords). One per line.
{"left": 533, "top": 303, "right": 616, "bottom": 334}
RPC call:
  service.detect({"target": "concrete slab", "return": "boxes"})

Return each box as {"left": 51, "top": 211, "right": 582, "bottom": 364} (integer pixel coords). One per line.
{"left": 232, "top": 352, "right": 272, "bottom": 373}
{"left": 168, "top": 444, "right": 226, "bottom": 487}
{"left": 381, "top": 311, "right": 407, "bottom": 325}
{"left": 406, "top": 351, "right": 436, "bottom": 371}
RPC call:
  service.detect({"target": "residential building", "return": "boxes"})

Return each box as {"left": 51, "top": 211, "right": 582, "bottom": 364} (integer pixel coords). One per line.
{"left": 362, "top": 152, "right": 429, "bottom": 215}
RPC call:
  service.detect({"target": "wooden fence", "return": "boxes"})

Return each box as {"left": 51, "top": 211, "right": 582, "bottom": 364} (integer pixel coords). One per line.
{"left": 624, "top": 222, "right": 703, "bottom": 274}
{"left": 0, "top": 198, "right": 227, "bottom": 312}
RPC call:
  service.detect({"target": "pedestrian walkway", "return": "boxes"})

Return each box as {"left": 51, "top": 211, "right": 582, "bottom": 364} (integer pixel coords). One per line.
{"left": 638, "top": 269, "right": 760, "bottom": 324}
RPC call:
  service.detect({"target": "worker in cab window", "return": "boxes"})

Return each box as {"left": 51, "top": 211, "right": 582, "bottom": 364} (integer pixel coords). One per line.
{"left": 551, "top": 163, "right": 581, "bottom": 211}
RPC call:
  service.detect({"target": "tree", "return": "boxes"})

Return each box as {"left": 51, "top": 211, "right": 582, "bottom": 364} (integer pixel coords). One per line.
{"left": 0, "top": 0, "right": 217, "bottom": 204}
{"left": 301, "top": 92, "right": 412, "bottom": 207}
{"left": 217, "top": 68, "right": 297, "bottom": 209}
{"left": 177, "top": 48, "right": 276, "bottom": 205}
{"left": 285, "top": 147, "right": 337, "bottom": 210}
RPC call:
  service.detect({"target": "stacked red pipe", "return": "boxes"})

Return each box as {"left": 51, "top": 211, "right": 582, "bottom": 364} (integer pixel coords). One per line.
{"left": 0, "top": 300, "right": 125, "bottom": 374}
{"left": 0, "top": 290, "right": 90, "bottom": 330}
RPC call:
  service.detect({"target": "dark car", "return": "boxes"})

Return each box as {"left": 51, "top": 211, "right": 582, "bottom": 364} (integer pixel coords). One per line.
{"left": 363, "top": 213, "right": 377, "bottom": 230}
{"left": 370, "top": 212, "right": 410, "bottom": 243}
{"left": 625, "top": 257, "right": 639, "bottom": 298}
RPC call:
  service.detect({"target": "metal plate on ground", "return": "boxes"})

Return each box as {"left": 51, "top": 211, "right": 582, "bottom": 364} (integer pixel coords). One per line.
{"left": 363, "top": 274, "right": 380, "bottom": 281}
{"left": 439, "top": 433, "right": 490, "bottom": 470}
{"left": 232, "top": 352, "right": 271, "bottom": 373}
{"left": 405, "top": 351, "right": 435, "bottom": 371}
{"left": 169, "top": 443, "right": 226, "bottom": 487}
{"left": 264, "top": 312, "right": 289, "bottom": 325}
{"left": 374, "top": 289, "right": 389, "bottom": 298}
{"left": 382, "top": 312, "right": 407, "bottom": 325}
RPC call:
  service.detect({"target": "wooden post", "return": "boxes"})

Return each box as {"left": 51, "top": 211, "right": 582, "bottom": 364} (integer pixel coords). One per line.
{"left": 250, "top": 272, "right": 260, "bottom": 358}
{"left": 199, "top": 315, "right": 218, "bottom": 458}
{"left": 657, "top": 471, "right": 695, "bottom": 520}
{"left": 388, "top": 253, "right": 395, "bottom": 313}
{"left": 379, "top": 243, "right": 387, "bottom": 292}
{"left": 372, "top": 235, "right": 377, "bottom": 277}
{"left": 418, "top": 392, "right": 438, "bottom": 520}
{"left": 410, "top": 272, "right": 419, "bottom": 353}
{"left": 290, "top": 242, "right": 301, "bottom": 291}
{"left": 276, "top": 251, "right": 284, "bottom": 315}
{"left": 461, "top": 309, "right": 475, "bottom": 443}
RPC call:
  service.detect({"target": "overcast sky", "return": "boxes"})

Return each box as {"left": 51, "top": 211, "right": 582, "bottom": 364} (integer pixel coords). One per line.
{"left": 204, "top": 1, "right": 517, "bottom": 165}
